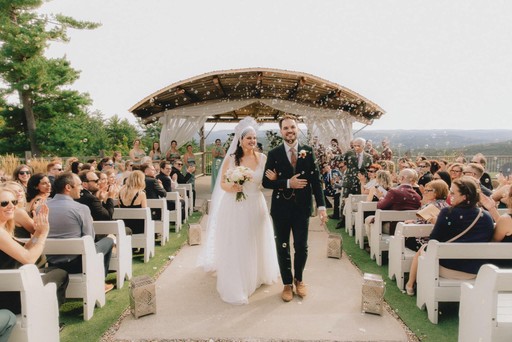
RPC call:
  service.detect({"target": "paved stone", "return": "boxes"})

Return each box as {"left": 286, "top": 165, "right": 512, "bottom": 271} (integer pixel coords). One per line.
{"left": 113, "top": 176, "right": 409, "bottom": 341}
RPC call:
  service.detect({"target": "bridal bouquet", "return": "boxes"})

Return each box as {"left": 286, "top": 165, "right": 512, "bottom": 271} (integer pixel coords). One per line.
{"left": 225, "top": 166, "right": 253, "bottom": 202}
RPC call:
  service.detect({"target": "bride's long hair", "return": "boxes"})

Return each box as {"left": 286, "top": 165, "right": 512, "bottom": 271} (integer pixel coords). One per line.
{"left": 232, "top": 127, "right": 256, "bottom": 166}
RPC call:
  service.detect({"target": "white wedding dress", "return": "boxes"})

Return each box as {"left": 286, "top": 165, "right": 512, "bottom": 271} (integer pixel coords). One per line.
{"left": 198, "top": 153, "right": 279, "bottom": 304}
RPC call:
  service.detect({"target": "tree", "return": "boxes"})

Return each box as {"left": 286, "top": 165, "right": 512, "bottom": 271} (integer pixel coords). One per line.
{"left": 0, "top": 0, "right": 100, "bottom": 156}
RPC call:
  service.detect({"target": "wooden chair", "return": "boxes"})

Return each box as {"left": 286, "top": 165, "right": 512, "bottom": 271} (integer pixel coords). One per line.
{"left": 369, "top": 210, "right": 418, "bottom": 266}
{"left": 93, "top": 220, "right": 133, "bottom": 289}
{"left": 44, "top": 236, "right": 105, "bottom": 321}
{"left": 178, "top": 183, "right": 194, "bottom": 215}
{"left": 388, "top": 222, "right": 434, "bottom": 290}
{"left": 344, "top": 194, "right": 367, "bottom": 236}
{"left": 416, "top": 240, "right": 512, "bottom": 324}
{"left": 354, "top": 201, "right": 377, "bottom": 249}
{"left": 175, "top": 187, "right": 189, "bottom": 221}
{"left": 0, "top": 264, "right": 60, "bottom": 342}
{"left": 147, "top": 198, "right": 170, "bottom": 246}
{"left": 459, "top": 264, "right": 512, "bottom": 342}
{"left": 166, "top": 191, "right": 182, "bottom": 232}
{"left": 113, "top": 207, "right": 155, "bottom": 263}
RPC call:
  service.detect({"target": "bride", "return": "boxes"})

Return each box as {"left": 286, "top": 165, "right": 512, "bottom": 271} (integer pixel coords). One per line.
{"left": 198, "top": 117, "right": 279, "bottom": 304}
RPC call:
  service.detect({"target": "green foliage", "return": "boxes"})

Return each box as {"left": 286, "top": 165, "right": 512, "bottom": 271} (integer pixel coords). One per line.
{"left": 266, "top": 130, "right": 282, "bottom": 149}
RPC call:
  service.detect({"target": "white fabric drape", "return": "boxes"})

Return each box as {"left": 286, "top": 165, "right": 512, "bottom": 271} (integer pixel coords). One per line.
{"left": 158, "top": 98, "right": 355, "bottom": 152}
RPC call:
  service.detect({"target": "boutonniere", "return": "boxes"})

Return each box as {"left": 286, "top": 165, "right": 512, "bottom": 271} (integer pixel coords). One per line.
{"left": 299, "top": 149, "right": 308, "bottom": 158}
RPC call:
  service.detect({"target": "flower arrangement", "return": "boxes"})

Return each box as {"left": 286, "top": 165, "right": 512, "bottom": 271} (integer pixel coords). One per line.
{"left": 299, "top": 149, "right": 308, "bottom": 158}
{"left": 225, "top": 166, "right": 253, "bottom": 201}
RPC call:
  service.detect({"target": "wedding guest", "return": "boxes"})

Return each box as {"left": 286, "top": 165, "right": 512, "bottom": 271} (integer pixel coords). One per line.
{"left": 171, "top": 159, "right": 196, "bottom": 204}
{"left": 183, "top": 144, "right": 197, "bottom": 207}
{"left": 0, "top": 188, "right": 69, "bottom": 314}
{"left": 26, "top": 173, "right": 52, "bottom": 214}
{"left": 366, "top": 170, "right": 393, "bottom": 202}
{"left": 365, "top": 140, "right": 380, "bottom": 162}
{"left": 129, "top": 138, "right": 146, "bottom": 166}
{"left": 357, "top": 163, "right": 381, "bottom": 195}
{"left": 165, "top": 140, "right": 180, "bottom": 162}
{"left": 211, "top": 138, "right": 226, "bottom": 191}
{"left": 149, "top": 141, "right": 162, "bottom": 163}
{"left": 463, "top": 163, "right": 492, "bottom": 196}
{"left": 432, "top": 170, "right": 451, "bottom": 188}
{"left": 471, "top": 153, "right": 493, "bottom": 190}
{"left": 417, "top": 160, "right": 433, "bottom": 187}
{"left": 156, "top": 161, "right": 186, "bottom": 221}
{"left": 448, "top": 163, "right": 464, "bottom": 181}
{"left": 438, "top": 159, "right": 449, "bottom": 172}
{"left": 492, "top": 186, "right": 512, "bottom": 242}
{"left": 0, "top": 182, "right": 35, "bottom": 239}
{"left": 71, "top": 161, "right": 82, "bottom": 174}
{"left": 76, "top": 171, "right": 115, "bottom": 221}
{"left": 380, "top": 138, "right": 393, "bottom": 161}
{"left": 404, "top": 176, "right": 494, "bottom": 296}
{"left": 46, "top": 162, "right": 63, "bottom": 188}
{"left": 321, "top": 162, "right": 342, "bottom": 219}
{"left": 118, "top": 171, "right": 147, "bottom": 234}
{"left": 12, "top": 164, "right": 32, "bottom": 193}
{"left": 86, "top": 159, "right": 98, "bottom": 169}
{"left": 140, "top": 163, "right": 166, "bottom": 200}
{"left": 112, "top": 151, "right": 124, "bottom": 174}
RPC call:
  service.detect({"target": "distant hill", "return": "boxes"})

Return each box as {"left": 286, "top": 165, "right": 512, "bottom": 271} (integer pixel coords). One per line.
{"left": 203, "top": 129, "right": 512, "bottom": 155}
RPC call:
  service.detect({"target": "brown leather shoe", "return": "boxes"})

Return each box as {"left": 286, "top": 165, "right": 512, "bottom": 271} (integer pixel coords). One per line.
{"left": 281, "top": 285, "right": 293, "bottom": 302}
{"left": 294, "top": 279, "right": 307, "bottom": 298}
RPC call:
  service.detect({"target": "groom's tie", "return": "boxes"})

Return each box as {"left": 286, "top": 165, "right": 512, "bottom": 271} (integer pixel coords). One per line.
{"left": 290, "top": 147, "right": 297, "bottom": 168}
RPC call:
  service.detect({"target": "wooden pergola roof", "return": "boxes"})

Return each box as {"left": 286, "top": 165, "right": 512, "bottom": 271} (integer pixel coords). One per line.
{"left": 129, "top": 67, "right": 385, "bottom": 124}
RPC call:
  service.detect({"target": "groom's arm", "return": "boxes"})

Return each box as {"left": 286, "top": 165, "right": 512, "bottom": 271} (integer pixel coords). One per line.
{"left": 262, "top": 149, "right": 288, "bottom": 190}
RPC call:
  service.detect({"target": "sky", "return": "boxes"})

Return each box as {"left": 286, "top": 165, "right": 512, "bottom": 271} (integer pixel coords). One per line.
{"left": 38, "top": 0, "right": 512, "bottom": 131}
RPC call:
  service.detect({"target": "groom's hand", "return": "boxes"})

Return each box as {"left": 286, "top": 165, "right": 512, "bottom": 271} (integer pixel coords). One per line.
{"left": 290, "top": 174, "right": 307, "bottom": 189}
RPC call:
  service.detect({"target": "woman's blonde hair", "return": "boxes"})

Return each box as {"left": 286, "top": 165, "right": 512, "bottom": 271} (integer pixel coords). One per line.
{"left": 0, "top": 188, "right": 18, "bottom": 234}
{"left": 0, "top": 181, "right": 26, "bottom": 207}
{"left": 119, "top": 170, "right": 145, "bottom": 204}
{"left": 375, "top": 170, "right": 393, "bottom": 190}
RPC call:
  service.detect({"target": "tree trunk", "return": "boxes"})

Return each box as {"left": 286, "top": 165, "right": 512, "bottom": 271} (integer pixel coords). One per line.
{"left": 19, "top": 90, "right": 41, "bottom": 157}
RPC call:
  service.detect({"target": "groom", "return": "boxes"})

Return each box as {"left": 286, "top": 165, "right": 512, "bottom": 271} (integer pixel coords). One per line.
{"left": 263, "top": 114, "right": 327, "bottom": 302}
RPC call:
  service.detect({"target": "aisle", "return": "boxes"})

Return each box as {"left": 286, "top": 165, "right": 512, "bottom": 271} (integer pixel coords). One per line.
{"left": 112, "top": 176, "right": 409, "bottom": 341}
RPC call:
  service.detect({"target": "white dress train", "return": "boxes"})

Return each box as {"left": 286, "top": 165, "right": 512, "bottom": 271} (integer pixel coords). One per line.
{"left": 198, "top": 154, "right": 279, "bottom": 304}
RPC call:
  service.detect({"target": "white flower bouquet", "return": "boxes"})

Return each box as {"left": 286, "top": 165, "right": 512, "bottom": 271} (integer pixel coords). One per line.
{"left": 225, "top": 166, "right": 253, "bottom": 201}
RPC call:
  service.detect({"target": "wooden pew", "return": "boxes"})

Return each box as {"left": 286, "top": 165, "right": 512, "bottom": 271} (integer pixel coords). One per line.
{"left": 166, "top": 191, "right": 182, "bottom": 232}
{"left": 93, "top": 220, "right": 133, "bottom": 289}
{"left": 0, "top": 264, "right": 60, "bottom": 341}
{"left": 344, "top": 194, "right": 367, "bottom": 236}
{"left": 388, "top": 222, "right": 434, "bottom": 290}
{"left": 354, "top": 201, "right": 377, "bottom": 249}
{"left": 459, "top": 264, "right": 512, "bottom": 342}
{"left": 369, "top": 210, "right": 418, "bottom": 266}
{"left": 44, "top": 236, "right": 105, "bottom": 321}
{"left": 113, "top": 207, "right": 155, "bottom": 263}
{"left": 417, "top": 240, "right": 512, "bottom": 324}
{"left": 147, "top": 198, "right": 170, "bottom": 246}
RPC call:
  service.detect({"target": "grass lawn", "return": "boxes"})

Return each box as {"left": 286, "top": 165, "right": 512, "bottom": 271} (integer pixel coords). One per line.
{"left": 325, "top": 215, "right": 459, "bottom": 342}
{"left": 58, "top": 213, "right": 201, "bottom": 342}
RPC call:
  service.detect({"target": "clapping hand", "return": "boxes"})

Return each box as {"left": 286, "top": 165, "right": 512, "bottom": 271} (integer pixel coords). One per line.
{"left": 32, "top": 203, "right": 49, "bottom": 234}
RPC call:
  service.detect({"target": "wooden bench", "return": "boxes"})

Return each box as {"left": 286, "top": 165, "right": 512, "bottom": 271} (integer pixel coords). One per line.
{"left": 166, "top": 191, "right": 182, "bottom": 232}
{"left": 93, "top": 220, "right": 133, "bottom": 289}
{"left": 369, "top": 210, "right": 418, "bottom": 266}
{"left": 344, "top": 194, "right": 367, "bottom": 236}
{"left": 44, "top": 236, "right": 106, "bottom": 321}
{"left": 147, "top": 198, "right": 170, "bottom": 246}
{"left": 178, "top": 183, "right": 194, "bottom": 215}
{"left": 0, "top": 264, "right": 60, "bottom": 341}
{"left": 354, "top": 201, "right": 377, "bottom": 249}
{"left": 113, "top": 207, "right": 155, "bottom": 263}
{"left": 459, "top": 264, "right": 512, "bottom": 342}
{"left": 175, "top": 187, "right": 189, "bottom": 221}
{"left": 388, "top": 222, "right": 434, "bottom": 290}
{"left": 416, "top": 240, "right": 512, "bottom": 324}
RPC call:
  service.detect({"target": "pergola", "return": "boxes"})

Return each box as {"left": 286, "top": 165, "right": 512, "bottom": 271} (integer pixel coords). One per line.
{"left": 129, "top": 67, "right": 385, "bottom": 153}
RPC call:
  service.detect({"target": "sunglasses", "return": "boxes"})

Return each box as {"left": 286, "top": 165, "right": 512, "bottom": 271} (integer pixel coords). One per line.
{"left": 176, "top": 163, "right": 183, "bottom": 166}
{"left": 1, "top": 200, "right": 18, "bottom": 207}
{"left": 52, "top": 168, "right": 62, "bottom": 171}
{"left": 18, "top": 171, "right": 31, "bottom": 175}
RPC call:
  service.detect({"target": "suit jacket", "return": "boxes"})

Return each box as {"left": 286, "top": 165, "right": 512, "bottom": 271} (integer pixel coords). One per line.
{"left": 171, "top": 167, "right": 192, "bottom": 184}
{"left": 262, "top": 143, "right": 325, "bottom": 219}
{"left": 342, "top": 149, "right": 373, "bottom": 196}
{"left": 76, "top": 189, "right": 114, "bottom": 221}
{"left": 377, "top": 184, "right": 421, "bottom": 211}
{"left": 156, "top": 172, "right": 173, "bottom": 192}
{"left": 144, "top": 176, "right": 166, "bottom": 199}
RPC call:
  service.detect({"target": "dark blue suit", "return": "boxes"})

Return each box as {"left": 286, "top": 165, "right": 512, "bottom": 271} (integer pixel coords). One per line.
{"left": 262, "top": 143, "right": 325, "bottom": 284}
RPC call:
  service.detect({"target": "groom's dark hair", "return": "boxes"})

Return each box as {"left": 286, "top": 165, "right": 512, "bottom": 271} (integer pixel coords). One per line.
{"left": 278, "top": 114, "right": 298, "bottom": 128}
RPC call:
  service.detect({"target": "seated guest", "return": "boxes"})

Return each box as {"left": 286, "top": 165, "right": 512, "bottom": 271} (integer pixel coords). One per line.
{"left": 365, "top": 168, "right": 422, "bottom": 240}
{"left": 417, "top": 160, "right": 433, "bottom": 187}
{"left": 366, "top": 170, "right": 393, "bottom": 202}
{"left": 471, "top": 153, "right": 493, "bottom": 190}
{"left": 156, "top": 161, "right": 186, "bottom": 221}
{"left": 463, "top": 163, "right": 492, "bottom": 196}
{"left": 46, "top": 161, "right": 63, "bottom": 195}
{"left": 321, "top": 162, "right": 342, "bottom": 219}
{"left": 0, "top": 182, "right": 36, "bottom": 239}
{"left": 104, "top": 169, "right": 120, "bottom": 199}
{"left": 0, "top": 309, "right": 16, "bottom": 341}
{"left": 46, "top": 172, "right": 114, "bottom": 292}
{"left": 492, "top": 186, "right": 512, "bottom": 243}
{"left": 140, "top": 163, "right": 166, "bottom": 199}
{"left": 448, "top": 163, "right": 464, "bottom": 181}
{"left": 118, "top": 171, "right": 147, "bottom": 234}
{"left": 76, "top": 170, "right": 115, "bottom": 221}
{"left": 171, "top": 159, "right": 196, "bottom": 206}
{"left": 357, "top": 163, "right": 381, "bottom": 195}
{"left": 0, "top": 188, "right": 69, "bottom": 314}
{"left": 26, "top": 173, "right": 52, "bottom": 213}
{"left": 12, "top": 164, "right": 32, "bottom": 193}
{"left": 405, "top": 176, "right": 494, "bottom": 295}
